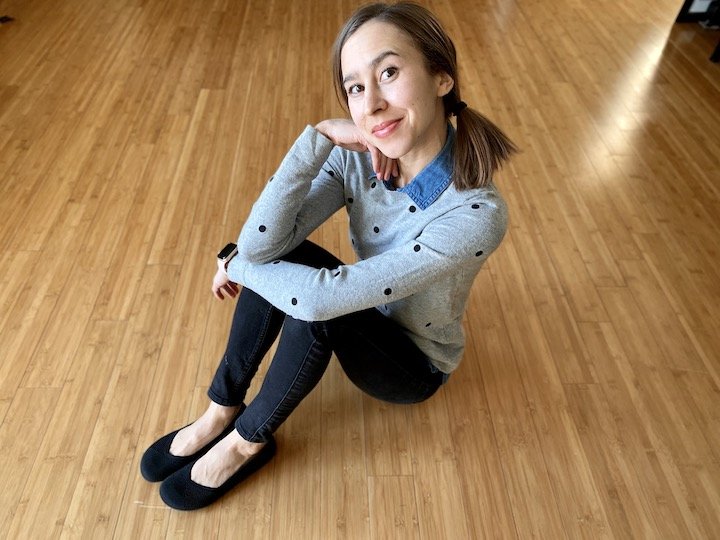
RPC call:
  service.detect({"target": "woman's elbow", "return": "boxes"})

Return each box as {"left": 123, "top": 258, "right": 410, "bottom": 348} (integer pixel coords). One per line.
{"left": 236, "top": 238, "right": 291, "bottom": 265}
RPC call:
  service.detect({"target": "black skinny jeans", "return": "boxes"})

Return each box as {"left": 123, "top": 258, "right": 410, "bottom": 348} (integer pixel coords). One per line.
{"left": 207, "top": 240, "right": 445, "bottom": 443}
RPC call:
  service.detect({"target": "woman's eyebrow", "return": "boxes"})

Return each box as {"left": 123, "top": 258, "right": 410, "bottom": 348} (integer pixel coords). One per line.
{"left": 342, "top": 50, "right": 400, "bottom": 85}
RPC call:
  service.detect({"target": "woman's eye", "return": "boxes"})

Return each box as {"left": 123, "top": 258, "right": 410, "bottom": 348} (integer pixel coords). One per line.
{"left": 347, "top": 84, "right": 363, "bottom": 96}
{"left": 380, "top": 67, "right": 398, "bottom": 81}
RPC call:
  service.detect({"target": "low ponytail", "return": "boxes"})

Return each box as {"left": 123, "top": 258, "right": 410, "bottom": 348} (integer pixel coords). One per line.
{"left": 452, "top": 102, "right": 518, "bottom": 189}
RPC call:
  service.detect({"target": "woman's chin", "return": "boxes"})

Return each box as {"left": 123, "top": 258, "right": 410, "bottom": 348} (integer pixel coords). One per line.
{"left": 372, "top": 142, "right": 406, "bottom": 161}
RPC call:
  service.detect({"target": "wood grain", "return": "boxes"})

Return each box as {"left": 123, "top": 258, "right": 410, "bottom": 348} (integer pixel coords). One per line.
{"left": 0, "top": 0, "right": 718, "bottom": 537}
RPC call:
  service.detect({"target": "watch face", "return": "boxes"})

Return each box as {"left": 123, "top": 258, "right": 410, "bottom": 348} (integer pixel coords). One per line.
{"left": 217, "top": 243, "right": 238, "bottom": 260}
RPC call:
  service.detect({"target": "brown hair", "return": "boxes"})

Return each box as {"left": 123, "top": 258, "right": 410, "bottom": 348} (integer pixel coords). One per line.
{"left": 331, "top": 2, "right": 517, "bottom": 189}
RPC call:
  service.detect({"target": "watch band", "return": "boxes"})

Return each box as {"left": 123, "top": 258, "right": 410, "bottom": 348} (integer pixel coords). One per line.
{"left": 217, "top": 242, "right": 238, "bottom": 270}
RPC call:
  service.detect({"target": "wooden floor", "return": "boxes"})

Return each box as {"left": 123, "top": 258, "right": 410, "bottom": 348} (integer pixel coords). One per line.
{"left": 1, "top": 0, "right": 719, "bottom": 537}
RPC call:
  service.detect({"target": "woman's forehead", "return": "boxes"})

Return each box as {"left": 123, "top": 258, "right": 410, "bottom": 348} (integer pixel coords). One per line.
{"left": 341, "top": 20, "right": 417, "bottom": 73}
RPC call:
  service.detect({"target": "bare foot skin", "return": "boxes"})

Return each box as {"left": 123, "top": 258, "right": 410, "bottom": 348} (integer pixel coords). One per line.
{"left": 169, "top": 402, "right": 241, "bottom": 457}
{"left": 190, "top": 429, "right": 265, "bottom": 488}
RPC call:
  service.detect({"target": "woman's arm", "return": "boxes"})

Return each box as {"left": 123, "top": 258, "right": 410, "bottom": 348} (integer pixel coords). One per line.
{"left": 236, "top": 126, "right": 346, "bottom": 263}
{"left": 236, "top": 121, "right": 397, "bottom": 265}
{"left": 315, "top": 119, "right": 397, "bottom": 181}
{"left": 228, "top": 191, "right": 508, "bottom": 321}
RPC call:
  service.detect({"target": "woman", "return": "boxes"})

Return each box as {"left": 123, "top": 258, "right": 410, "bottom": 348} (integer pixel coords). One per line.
{"left": 141, "top": 1, "right": 516, "bottom": 511}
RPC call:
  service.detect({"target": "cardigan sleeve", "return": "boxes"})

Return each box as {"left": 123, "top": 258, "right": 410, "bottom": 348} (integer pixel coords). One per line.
{"left": 228, "top": 188, "right": 507, "bottom": 321}
{"left": 233, "top": 125, "right": 345, "bottom": 264}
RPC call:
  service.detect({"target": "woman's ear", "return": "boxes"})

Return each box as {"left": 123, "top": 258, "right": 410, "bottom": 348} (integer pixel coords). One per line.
{"left": 436, "top": 72, "right": 455, "bottom": 97}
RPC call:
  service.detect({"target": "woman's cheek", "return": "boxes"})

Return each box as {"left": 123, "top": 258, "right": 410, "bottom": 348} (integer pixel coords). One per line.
{"left": 348, "top": 103, "right": 363, "bottom": 128}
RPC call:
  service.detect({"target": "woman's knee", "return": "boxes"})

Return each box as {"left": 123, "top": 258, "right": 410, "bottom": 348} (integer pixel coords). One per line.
{"left": 280, "top": 240, "right": 344, "bottom": 270}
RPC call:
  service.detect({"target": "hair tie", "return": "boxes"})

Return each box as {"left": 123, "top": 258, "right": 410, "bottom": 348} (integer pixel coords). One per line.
{"left": 451, "top": 101, "right": 467, "bottom": 116}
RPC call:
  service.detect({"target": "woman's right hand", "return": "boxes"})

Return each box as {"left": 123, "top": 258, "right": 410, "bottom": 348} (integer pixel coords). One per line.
{"left": 315, "top": 119, "right": 398, "bottom": 181}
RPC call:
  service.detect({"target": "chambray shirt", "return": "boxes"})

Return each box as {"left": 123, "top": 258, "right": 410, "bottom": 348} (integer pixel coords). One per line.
{"left": 228, "top": 125, "right": 507, "bottom": 373}
{"left": 380, "top": 126, "right": 454, "bottom": 210}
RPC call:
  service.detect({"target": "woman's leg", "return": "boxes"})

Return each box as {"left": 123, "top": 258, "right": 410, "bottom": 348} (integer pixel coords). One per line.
{"left": 198, "top": 239, "right": 443, "bottom": 452}
{"left": 326, "top": 308, "right": 446, "bottom": 404}
{"left": 182, "top": 305, "right": 443, "bottom": 494}
{"left": 232, "top": 306, "right": 447, "bottom": 444}
{"left": 168, "top": 285, "right": 285, "bottom": 456}
{"left": 207, "top": 286, "right": 287, "bottom": 407}
{"left": 173, "top": 241, "right": 343, "bottom": 455}
{"left": 160, "top": 241, "right": 450, "bottom": 509}
{"left": 209, "top": 240, "right": 343, "bottom": 411}
{"left": 234, "top": 315, "right": 333, "bottom": 442}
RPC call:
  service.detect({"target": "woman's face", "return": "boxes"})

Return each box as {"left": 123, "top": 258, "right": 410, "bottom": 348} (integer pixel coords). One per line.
{"left": 340, "top": 20, "right": 453, "bottom": 168}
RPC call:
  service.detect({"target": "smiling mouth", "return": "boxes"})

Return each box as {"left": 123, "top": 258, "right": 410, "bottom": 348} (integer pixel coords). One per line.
{"left": 371, "top": 119, "right": 402, "bottom": 138}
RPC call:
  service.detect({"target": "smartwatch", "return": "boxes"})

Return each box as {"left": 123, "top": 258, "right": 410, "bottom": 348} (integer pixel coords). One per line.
{"left": 217, "top": 242, "right": 238, "bottom": 270}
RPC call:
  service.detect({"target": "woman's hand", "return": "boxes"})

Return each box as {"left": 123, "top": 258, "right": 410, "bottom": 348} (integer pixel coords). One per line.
{"left": 315, "top": 119, "right": 398, "bottom": 181}
{"left": 212, "top": 267, "right": 239, "bottom": 301}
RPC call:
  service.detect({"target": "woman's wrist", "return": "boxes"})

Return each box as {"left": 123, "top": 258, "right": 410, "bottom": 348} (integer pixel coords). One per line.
{"left": 314, "top": 120, "right": 333, "bottom": 142}
{"left": 312, "top": 119, "right": 367, "bottom": 153}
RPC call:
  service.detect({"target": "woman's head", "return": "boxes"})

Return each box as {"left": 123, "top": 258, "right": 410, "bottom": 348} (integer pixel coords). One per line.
{"left": 331, "top": 2, "right": 517, "bottom": 188}
{"left": 338, "top": 19, "right": 454, "bottom": 173}
{"left": 333, "top": 2, "right": 460, "bottom": 122}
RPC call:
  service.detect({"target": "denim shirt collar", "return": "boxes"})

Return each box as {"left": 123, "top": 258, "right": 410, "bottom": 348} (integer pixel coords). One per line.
{"left": 375, "top": 124, "right": 454, "bottom": 210}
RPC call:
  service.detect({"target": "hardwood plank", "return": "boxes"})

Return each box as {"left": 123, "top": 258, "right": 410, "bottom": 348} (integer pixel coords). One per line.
{"left": 407, "top": 397, "right": 472, "bottom": 540}
{"left": 117, "top": 223, "right": 229, "bottom": 535}
{"left": 491, "top": 243, "right": 611, "bottom": 538}
{"left": 0, "top": 387, "right": 61, "bottom": 538}
{"left": 445, "top": 284, "right": 518, "bottom": 539}
{"left": 0, "top": 0, "right": 719, "bottom": 538}
{"left": 6, "top": 321, "right": 126, "bottom": 539}
{"left": 92, "top": 115, "right": 191, "bottom": 321}
{"left": 368, "top": 476, "right": 419, "bottom": 540}
{"left": 60, "top": 264, "right": 179, "bottom": 538}
{"left": 320, "top": 361, "right": 369, "bottom": 539}
{"left": 362, "top": 397, "right": 413, "bottom": 478}
{"left": 618, "top": 259, "right": 706, "bottom": 372}
{"left": 502, "top": 182, "right": 598, "bottom": 384}
{"left": 0, "top": 199, "right": 87, "bottom": 401}
{"left": 577, "top": 321, "right": 674, "bottom": 538}
{"left": 266, "top": 390, "right": 322, "bottom": 540}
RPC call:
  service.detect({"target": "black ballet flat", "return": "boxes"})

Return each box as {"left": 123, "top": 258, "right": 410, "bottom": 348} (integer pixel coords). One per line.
{"left": 159, "top": 435, "right": 276, "bottom": 511}
{"left": 140, "top": 416, "right": 242, "bottom": 483}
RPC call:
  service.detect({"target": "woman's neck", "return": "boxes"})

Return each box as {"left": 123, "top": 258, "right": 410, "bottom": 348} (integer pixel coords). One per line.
{"left": 394, "top": 118, "right": 448, "bottom": 188}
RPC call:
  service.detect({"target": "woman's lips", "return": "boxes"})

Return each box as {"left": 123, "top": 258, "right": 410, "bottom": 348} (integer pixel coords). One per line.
{"left": 371, "top": 119, "right": 401, "bottom": 138}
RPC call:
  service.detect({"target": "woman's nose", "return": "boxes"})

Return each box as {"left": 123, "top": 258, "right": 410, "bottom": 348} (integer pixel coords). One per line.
{"left": 364, "top": 85, "right": 386, "bottom": 115}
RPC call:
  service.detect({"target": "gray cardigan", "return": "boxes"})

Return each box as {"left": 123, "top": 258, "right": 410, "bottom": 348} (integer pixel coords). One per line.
{"left": 227, "top": 125, "right": 507, "bottom": 373}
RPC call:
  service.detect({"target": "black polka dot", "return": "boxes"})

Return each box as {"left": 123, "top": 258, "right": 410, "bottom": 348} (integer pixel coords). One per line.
{"left": 425, "top": 322, "right": 432, "bottom": 327}
{"left": 384, "top": 288, "right": 392, "bottom": 295}
{"left": 472, "top": 203, "right": 480, "bottom": 209}
{"left": 259, "top": 225, "right": 267, "bottom": 232}
{"left": 273, "top": 260, "right": 280, "bottom": 264}
{"left": 371, "top": 181, "right": 377, "bottom": 188}
{"left": 475, "top": 250, "right": 484, "bottom": 257}
{"left": 373, "top": 226, "right": 380, "bottom": 233}
{"left": 333, "top": 270, "right": 340, "bottom": 277}
{"left": 291, "top": 298, "right": 298, "bottom": 305}
{"left": 413, "top": 244, "right": 421, "bottom": 252}
{"left": 347, "top": 197, "right": 354, "bottom": 203}
{"left": 409, "top": 205, "right": 417, "bottom": 213}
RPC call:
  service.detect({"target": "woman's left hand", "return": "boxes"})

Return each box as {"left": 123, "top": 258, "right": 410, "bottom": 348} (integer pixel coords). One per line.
{"left": 212, "top": 267, "right": 239, "bottom": 300}
{"left": 315, "top": 119, "right": 398, "bottom": 181}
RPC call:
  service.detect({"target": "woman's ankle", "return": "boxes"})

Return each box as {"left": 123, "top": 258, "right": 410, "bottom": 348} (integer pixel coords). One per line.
{"left": 206, "top": 402, "right": 242, "bottom": 425}
{"left": 231, "top": 431, "right": 266, "bottom": 457}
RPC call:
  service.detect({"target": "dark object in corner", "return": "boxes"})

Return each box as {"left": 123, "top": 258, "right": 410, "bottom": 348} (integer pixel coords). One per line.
{"left": 0, "top": 16, "right": 15, "bottom": 24}
{"left": 676, "top": 0, "right": 717, "bottom": 22}
{"left": 675, "top": 0, "right": 720, "bottom": 62}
